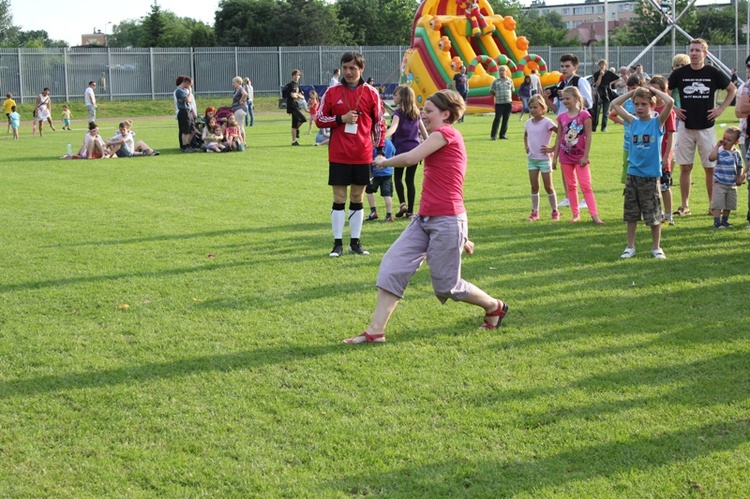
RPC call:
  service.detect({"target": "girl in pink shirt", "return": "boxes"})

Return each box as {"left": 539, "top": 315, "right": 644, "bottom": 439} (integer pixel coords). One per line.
{"left": 552, "top": 86, "right": 604, "bottom": 224}
{"left": 344, "top": 90, "right": 509, "bottom": 344}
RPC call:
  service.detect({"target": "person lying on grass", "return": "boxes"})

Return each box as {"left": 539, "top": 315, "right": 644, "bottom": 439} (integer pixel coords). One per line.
{"left": 344, "top": 90, "right": 509, "bottom": 345}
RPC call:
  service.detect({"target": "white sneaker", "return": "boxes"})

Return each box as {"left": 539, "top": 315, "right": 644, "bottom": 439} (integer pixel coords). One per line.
{"left": 620, "top": 247, "right": 636, "bottom": 259}
{"left": 580, "top": 199, "right": 588, "bottom": 210}
{"left": 558, "top": 198, "right": 570, "bottom": 207}
{"left": 651, "top": 248, "right": 666, "bottom": 259}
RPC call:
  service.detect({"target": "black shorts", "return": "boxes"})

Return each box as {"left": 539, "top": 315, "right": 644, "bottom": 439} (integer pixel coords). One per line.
{"left": 177, "top": 109, "right": 195, "bottom": 135}
{"left": 328, "top": 162, "right": 371, "bottom": 186}
{"left": 288, "top": 106, "right": 307, "bottom": 129}
{"left": 366, "top": 175, "right": 393, "bottom": 197}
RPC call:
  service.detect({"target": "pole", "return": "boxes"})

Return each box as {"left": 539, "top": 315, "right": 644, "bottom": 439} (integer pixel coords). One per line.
{"left": 672, "top": 0, "right": 676, "bottom": 55}
{"left": 604, "top": 0, "right": 609, "bottom": 66}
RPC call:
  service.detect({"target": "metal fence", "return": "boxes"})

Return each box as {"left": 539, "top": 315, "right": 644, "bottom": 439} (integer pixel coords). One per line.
{"left": 0, "top": 44, "right": 745, "bottom": 103}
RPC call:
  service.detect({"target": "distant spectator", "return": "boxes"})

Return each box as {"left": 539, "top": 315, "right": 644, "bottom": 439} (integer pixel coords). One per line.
{"left": 4, "top": 92, "right": 17, "bottom": 133}
{"left": 283, "top": 69, "right": 306, "bottom": 146}
{"left": 243, "top": 77, "right": 254, "bottom": 126}
{"left": 84, "top": 81, "right": 97, "bottom": 123}
{"left": 329, "top": 68, "right": 340, "bottom": 87}
{"left": 35, "top": 87, "right": 56, "bottom": 136}
{"left": 231, "top": 76, "right": 248, "bottom": 145}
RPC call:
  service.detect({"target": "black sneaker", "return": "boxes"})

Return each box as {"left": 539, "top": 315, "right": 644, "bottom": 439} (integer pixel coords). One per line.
{"left": 722, "top": 221, "right": 733, "bottom": 228}
{"left": 291, "top": 141, "right": 300, "bottom": 146}
{"left": 366, "top": 211, "right": 379, "bottom": 221}
{"left": 714, "top": 222, "right": 724, "bottom": 229}
{"left": 329, "top": 245, "right": 344, "bottom": 258}
{"left": 348, "top": 243, "right": 370, "bottom": 255}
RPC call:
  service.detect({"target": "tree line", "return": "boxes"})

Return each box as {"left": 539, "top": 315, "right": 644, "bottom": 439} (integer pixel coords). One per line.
{"left": 1, "top": 0, "right": 746, "bottom": 49}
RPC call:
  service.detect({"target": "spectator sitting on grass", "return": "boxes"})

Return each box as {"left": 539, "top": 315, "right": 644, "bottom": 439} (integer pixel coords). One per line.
{"left": 106, "top": 121, "right": 159, "bottom": 157}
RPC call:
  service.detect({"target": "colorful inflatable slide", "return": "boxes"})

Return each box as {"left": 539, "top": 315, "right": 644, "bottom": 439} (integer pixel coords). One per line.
{"left": 401, "top": 0, "right": 562, "bottom": 113}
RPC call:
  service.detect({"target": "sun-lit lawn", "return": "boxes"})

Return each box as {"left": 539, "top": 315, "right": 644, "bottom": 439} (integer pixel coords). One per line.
{"left": 0, "top": 102, "right": 748, "bottom": 497}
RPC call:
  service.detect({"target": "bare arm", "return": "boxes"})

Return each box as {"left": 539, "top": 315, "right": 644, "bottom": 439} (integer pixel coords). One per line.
{"left": 610, "top": 90, "right": 635, "bottom": 124}
{"left": 384, "top": 114, "right": 400, "bottom": 139}
{"left": 651, "top": 88, "right": 674, "bottom": 127}
{"left": 708, "top": 141, "right": 720, "bottom": 162}
{"left": 374, "top": 130, "right": 447, "bottom": 168}
{"left": 580, "top": 116, "right": 592, "bottom": 165}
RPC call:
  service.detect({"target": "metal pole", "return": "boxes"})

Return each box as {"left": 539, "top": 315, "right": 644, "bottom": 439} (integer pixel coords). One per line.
{"left": 672, "top": 0, "right": 676, "bottom": 55}
{"left": 149, "top": 47, "right": 155, "bottom": 100}
{"left": 63, "top": 47, "right": 69, "bottom": 102}
{"left": 107, "top": 47, "right": 113, "bottom": 101}
{"left": 736, "top": 0, "right": 739, "bottom": 70}
{"left": 17, "top": 47, "right": 24, "bottom": 103}
{"left": 278, "top": 46, "right": 283, "bottom": 96}
{"left": 604, "top": 0, "right": 609, "bottom": 65}
{"left": 234, "top": 46, "right": 239, "bottom": 77}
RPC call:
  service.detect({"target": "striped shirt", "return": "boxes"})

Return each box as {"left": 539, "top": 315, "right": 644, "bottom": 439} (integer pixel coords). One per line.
{"left": 713, "top": 146, "right": 742, "bottom": 185}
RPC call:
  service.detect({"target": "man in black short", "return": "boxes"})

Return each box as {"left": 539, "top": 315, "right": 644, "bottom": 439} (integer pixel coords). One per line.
{"left": 284, "top": 69, "right": 306, "bottom": 146}
{"left": 316, "top": 52, "right": 386, "bottom": 257}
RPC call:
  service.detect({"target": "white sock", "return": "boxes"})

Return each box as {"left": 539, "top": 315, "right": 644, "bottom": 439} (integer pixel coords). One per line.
{"left": 531, "top": 193, "right": 540, "bottom": 212}
{"left": 332, "top": 210, "right": 345, "bottom": 239}
{"left": 548, "top": 192, "right": 558, "bottom": 210}
{"left": 348, "top": 209, "right": 364, "bottom": 239}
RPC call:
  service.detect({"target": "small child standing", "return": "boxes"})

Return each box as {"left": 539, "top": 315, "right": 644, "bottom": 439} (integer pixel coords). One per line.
{"left": 523, "top": 94, "right": 559, "bottom": 221}
{"left": 708, "top": 126, "right": 743, "bottom": 229}
{"left": 552, "top": 86, "right": 604, "bottom": 224}
{"left": 366, "top": 138, "right": 397, "bottom": 221}
{"left": 608, "top": 74, "right": 645, "bottom": 184}
{"left": 648, "top": 76, "right": 677, "bottom": 225}
{"left": 611, "top": 86, "right": 674, "bottom": 259}
{"left": 4, "top": 92, "right": 17, "bottom": 133}
{"left": 9, "top": 105, "right": 20, "bottom": 140}
{"left": 61, "top": 104, "right": 72, "bottom": 130}
{"left": 306, "top": 90, "right": 319, "bottom": 135}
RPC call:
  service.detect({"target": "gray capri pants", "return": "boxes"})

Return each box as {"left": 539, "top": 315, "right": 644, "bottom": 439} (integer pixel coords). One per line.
{"left": 376, "top": 213, "right": 474, "bottom": 303}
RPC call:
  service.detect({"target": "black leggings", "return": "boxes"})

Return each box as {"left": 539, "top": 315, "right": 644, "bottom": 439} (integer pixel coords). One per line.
{"left": 394, "top": 164, "right": 418, "bottom": 213}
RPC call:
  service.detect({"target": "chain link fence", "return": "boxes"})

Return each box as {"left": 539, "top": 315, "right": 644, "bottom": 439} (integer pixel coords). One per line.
{"left": 0, "top": 45, "right": 745, "bottom": 104}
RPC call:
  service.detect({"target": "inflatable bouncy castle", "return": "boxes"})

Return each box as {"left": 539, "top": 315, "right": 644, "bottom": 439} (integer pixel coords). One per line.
{"left": 401, "top": 0, "right": 562, "bottom": 113}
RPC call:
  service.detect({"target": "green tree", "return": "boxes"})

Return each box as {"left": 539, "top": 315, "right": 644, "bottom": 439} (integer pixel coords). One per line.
{"left": 141, "top": 1, "right": 167, "bottom": 47}
{"left": 617, "top": 0, "right": 697, "bottom": 46}
{"left": 110, "top": 20, "right": 144, "bottom": 47}
{"left": 693, "top": 5, "right": 737, "bottom": 45}
{"left": 517, "top": 9, "right": 571, "bottom": 47}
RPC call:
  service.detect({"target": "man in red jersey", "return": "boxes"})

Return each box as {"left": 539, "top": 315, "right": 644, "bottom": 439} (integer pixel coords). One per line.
{"left": 316, "top": 52, "right": 386, "bottom": 257}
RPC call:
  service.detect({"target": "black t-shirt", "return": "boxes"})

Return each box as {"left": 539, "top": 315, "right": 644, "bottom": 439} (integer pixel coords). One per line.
{"left": 668, "top": 64, "right": 731, "bottom": 130}
{"left": 284, "top": 81, "right": 300, "bottom": 110}
{"left": 592, "top": 69, "right": 619, "bottom": 100}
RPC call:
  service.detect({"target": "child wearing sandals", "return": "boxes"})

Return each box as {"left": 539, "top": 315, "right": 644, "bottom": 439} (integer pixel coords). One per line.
{"left": 552, "top": 86, "right": 604, "bottom": 224}
{"left": 611, "top": 86, "right": 674, "bottom": 259}
{"left": 386, "top": 84, "right": 429, "bottom": 219}
{"left": 344, "top": 90, "right": 509, "bottom": 344}
{"left": 523, "top": 94, "right": 559, "bottom": 221}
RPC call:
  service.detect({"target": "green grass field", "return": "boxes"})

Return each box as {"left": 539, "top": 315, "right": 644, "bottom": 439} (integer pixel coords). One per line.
{"left": 1, "top": 101, "right": 749, "bottom": 497}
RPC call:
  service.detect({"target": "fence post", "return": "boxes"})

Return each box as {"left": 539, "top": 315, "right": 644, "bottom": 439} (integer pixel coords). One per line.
{"left": 234, "top": 46, "right": 239, "bottom": 76}
{"left": 319, "top": 46, "right": 323, "bottom": 85}
{"left": 106, "top": 47, "right": 113, "bottom": 101}
{"left": 190, "top": 47, "right": 195, "bottom": 81}
{"left": 63, "top": 47, "right": 69, "bottom": 103}
{"left": 149, "top": 47, "right": 155, "bottom": 100}
{"left": 278, "top": 46, "right": 283, "bottom": 95}
{"left": 17, "top": 47, "right": 24, "bottom": 104}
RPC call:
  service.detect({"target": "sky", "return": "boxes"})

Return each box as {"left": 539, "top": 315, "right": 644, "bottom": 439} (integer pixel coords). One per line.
{"left": 10, "top": 0, "right": 220, "bottom": 47}
{"left": 11, "top": 0, "right": 722, "bottom": 48}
